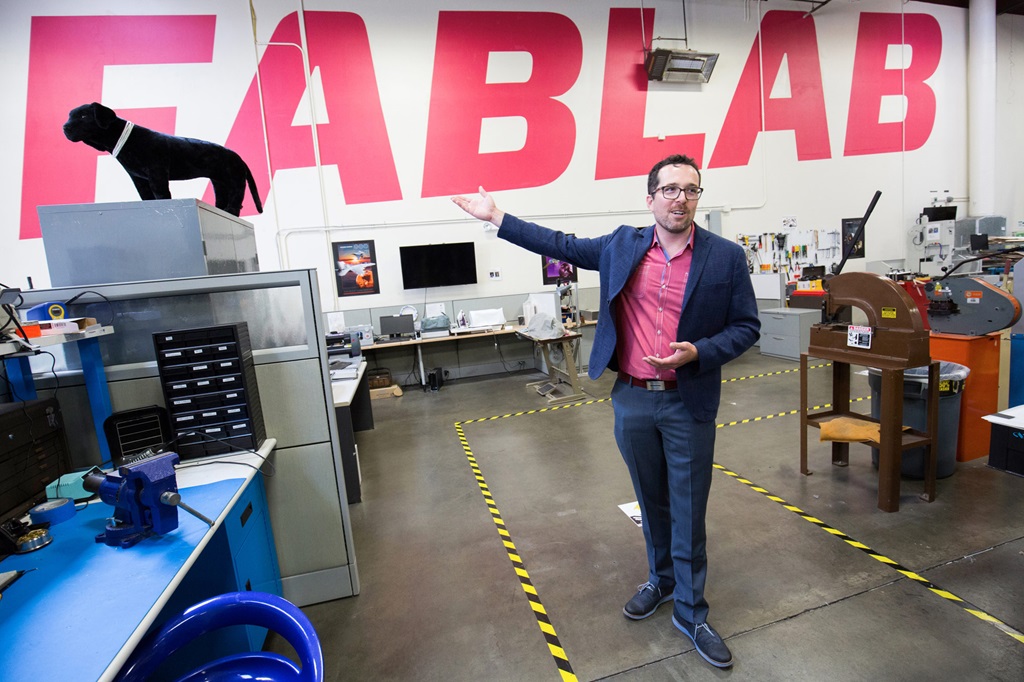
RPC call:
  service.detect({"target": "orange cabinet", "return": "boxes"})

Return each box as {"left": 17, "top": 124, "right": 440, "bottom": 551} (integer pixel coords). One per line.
{"left": 929, "top": 332, "right": 1001, "bottom": 461}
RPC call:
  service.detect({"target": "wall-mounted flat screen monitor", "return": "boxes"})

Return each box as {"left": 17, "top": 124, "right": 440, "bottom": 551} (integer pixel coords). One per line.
{"left": 399, "top": 242, "right": 478, "bottom": 289}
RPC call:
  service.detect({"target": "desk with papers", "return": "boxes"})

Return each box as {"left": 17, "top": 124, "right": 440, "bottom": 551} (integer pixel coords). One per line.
{"left": 331, "top": 360, "right": 373, "bottom": 503}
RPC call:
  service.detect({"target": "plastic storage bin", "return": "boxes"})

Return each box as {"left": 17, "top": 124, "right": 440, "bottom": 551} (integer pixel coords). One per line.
{"left": 869, "top": 362, "right": 970, "bottom": 479}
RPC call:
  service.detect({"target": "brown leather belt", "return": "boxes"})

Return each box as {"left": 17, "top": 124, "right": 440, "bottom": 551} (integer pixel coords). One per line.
{"left": 617, "top": 371, "right": 677, "bottom": 391}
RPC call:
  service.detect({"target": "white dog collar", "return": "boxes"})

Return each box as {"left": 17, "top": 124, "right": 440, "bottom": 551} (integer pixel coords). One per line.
{"left": 111, "top": 121, "right": 134, "bottom": 158}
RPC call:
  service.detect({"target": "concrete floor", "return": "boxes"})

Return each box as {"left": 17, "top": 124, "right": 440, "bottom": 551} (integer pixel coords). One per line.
{"left": 276, "top": 348, "right": 1024, "bottom": 681}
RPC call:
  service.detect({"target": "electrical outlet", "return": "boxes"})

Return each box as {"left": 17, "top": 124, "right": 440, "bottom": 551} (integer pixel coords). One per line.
{"left": 489, "top": 269, "right": 502, "bottom": 281}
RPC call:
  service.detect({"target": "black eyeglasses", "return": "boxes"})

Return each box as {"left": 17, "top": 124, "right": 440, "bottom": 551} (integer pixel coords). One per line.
{"left": 653, "top": 185, "right": 703, "bottom": 200}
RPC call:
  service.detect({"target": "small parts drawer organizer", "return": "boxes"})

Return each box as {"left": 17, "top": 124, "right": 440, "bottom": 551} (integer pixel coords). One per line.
{"left": 154, "top": 322, "right": 265, "bottom": 460}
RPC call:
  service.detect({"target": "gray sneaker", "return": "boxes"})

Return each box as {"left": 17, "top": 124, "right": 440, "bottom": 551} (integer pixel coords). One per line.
{"left": 622, "top": 582, "right": 673, "bottom": 620}
{"left": 672, "top": 614, "right": 733, "bottom": 668}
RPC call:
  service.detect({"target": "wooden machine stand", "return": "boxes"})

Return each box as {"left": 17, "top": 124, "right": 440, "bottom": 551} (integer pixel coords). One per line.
{"left": 799, "top": 272, "right": 939, "bottom": 512}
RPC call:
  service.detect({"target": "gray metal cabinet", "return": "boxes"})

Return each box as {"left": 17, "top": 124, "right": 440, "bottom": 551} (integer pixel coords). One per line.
{"left": 759, "top": 307, "right": 820, "bottom": 360}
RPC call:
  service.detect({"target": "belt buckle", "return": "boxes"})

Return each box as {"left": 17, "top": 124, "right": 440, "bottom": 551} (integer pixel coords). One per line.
{"left": 645, "top": 379, "right": 666, "bottom": 391}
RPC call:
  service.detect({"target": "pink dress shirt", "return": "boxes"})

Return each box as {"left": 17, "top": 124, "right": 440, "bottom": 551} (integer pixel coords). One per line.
{"left": 615, "top": 229, "right": 694, "bottom": 381}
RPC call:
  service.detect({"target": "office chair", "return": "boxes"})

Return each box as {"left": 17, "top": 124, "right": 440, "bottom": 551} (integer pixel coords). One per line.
{"left": 114, "top": 591, "right": 324, "bottom": 682}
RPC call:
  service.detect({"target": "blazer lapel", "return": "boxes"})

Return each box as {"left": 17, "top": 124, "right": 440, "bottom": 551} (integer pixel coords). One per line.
{"left": 680, "top": 226, "right": 712, "bottom": 317}
{"left": 608, "top": 225, "right": 655, "bottom": 301}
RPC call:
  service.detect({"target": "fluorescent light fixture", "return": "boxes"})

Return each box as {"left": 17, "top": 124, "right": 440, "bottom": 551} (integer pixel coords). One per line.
{"left": 645, "top": 48, "right": 719, "bottom": 83}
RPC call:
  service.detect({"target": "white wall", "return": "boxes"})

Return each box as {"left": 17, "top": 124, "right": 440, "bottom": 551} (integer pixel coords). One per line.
{"left": 0, "top": 0, "right": 1018, "bottom": 316}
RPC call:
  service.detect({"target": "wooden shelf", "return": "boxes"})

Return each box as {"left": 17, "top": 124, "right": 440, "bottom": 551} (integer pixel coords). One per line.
{"left": 804, "top": 411, "right": 932, "bottom": 451}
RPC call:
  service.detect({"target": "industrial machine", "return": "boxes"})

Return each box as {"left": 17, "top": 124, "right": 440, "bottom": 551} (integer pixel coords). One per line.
{"left": 887, "top": 242, "right": 1023, "bottom": 337}
{"left": 800, "top": 191, "right": 942, "bottom": 512}
{"left": 921, "top": 276, "right": 1021, "bottom": 336}
{"left": 809, "top": 270, "right": 930, "bottom": 369}
{"left": 907, "top": 213, "right": 1006, "bottom": 278}
{"left": 326, "top": 331, "right": 361, "bottom": 358}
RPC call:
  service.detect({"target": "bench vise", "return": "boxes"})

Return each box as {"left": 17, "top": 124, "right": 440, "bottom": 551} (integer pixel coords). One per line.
{"left": 83, "top": 452, "right": 182, "bottom": 548}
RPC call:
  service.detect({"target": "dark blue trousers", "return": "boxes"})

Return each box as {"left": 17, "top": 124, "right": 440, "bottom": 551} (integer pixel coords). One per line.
{"left": 611, "top": 379, "right": 717, "bottom": 623}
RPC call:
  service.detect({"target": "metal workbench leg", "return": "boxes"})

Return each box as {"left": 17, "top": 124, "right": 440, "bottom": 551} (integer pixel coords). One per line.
{"left": 877, "top": 368, "right": 903, "bottom": 512}
{"left": 78, "top": 336, "right": 113, "bottom": 463}
{"left": 800, "top": 353, "right": 810, "bottom": 475}
{"left": 831, "top": 361, "right": 851, "bottom": 467}
{"left": 3, "top": 356, "right": 37, "bottom": 401}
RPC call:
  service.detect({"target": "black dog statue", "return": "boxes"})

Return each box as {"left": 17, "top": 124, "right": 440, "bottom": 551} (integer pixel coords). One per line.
{"left": 63, "top": 102, "right": 263, "bottom": 216}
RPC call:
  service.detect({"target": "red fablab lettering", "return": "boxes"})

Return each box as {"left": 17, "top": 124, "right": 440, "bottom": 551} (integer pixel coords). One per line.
{"left": 20, "top": 15, "right": 215, "bottom": 239}
{"left": 844, "top": 13, "right": 941, "bottom": 156}
{"left": 20, "top": 9, "right": 945, "bottom": 240}
{"left": 220, "top": 11, "right": 400, "bottom": 210}
{"left": 710, "top": 11, "right": 830, "bottom": 168}
{"left": 421, "top": 11, "right": 582, "bottom": 196}
{"left": 595, "top": 8, "right": 706, "bottom": 179}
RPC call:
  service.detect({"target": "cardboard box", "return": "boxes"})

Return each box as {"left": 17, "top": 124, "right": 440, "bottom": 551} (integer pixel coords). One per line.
{"left": 38, "top": 319, "right": 80, "bottom": 335}
{"left": 370, "top": 385, "right": 403, "bottom": 400}
{"left": 69, "top": 317, "right": 98, "bottom": 330}
{"left": 38, "top": 317, "right": 98, "bottom": 335}
{"left": 982, "top": 406, "right": 1024, "bottom": 476}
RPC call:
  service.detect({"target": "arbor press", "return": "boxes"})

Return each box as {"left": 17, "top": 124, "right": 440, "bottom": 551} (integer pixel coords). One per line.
{"left": 799, "top": 271, "right": 939, "bottom": 512}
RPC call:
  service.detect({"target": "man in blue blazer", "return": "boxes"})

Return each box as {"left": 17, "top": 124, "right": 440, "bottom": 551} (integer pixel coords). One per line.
{"left": 453, "top": 154, "right": 759, "bottom": 668}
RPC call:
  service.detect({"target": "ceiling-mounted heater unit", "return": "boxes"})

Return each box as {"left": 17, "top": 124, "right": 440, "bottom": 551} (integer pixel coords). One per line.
{"left": 639, "top": 0, "right": 718, "bottom": 84}
{"left": 645, "top": 48, "right": 719, "bottom": 83}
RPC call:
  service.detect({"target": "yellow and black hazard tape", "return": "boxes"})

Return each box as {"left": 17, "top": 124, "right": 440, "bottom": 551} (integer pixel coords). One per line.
{"left": 723, "top": 361, "right": 831, "bottom": 383}
{"left": 455, "top": 422, "right": 578, "bottom": 681}
{"left": 447, "top": 363, "right": 883, "bottom": 679}
{"left": 716, "top": 395, "right": 869, "bottom": 428}
{"left": 458, "top": 397, "right": 609, "bottom": 425}
{"left": 458, "top": 362, "right": 835, "bottom": 426}
{"left": 713, "top": 459, "right": 1024, "bottom": 645}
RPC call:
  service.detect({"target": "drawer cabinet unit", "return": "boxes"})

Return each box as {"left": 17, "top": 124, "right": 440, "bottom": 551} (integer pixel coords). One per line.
{"left": 0, "top": 398, "right": 70, "bottom": 521}
{"left": 759, "top": 307, "right": 820, "bottom": 360}
{"left": 154, "top": 323, "right": 266, "bottom": 459}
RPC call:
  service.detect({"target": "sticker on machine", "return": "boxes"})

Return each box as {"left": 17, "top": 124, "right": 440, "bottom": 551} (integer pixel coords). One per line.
{"left": 847, "top": 325, "right": 872, "bottom": 349}
{"left": 965, "top": 290, "right": 983, "bottom": 304}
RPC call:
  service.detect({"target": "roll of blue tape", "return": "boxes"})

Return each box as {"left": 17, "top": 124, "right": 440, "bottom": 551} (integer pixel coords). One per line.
{"left": 29, "top": 497, "right": 76, "bottom": 525}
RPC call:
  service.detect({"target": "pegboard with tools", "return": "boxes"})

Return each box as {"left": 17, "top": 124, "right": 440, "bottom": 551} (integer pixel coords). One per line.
{"left": 737, "top": 228, "right": 841, "bottom": 278}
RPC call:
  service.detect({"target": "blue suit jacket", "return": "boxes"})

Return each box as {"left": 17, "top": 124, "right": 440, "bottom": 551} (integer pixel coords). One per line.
{"left": 499, "top": 213, "right": 760, "bottom": 422}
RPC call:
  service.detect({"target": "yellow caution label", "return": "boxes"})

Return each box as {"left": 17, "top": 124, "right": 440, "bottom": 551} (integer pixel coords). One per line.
{"left": 881, "top": 306, "right": 897, "bottom": 319}
{"left": 939, "top": 380, "right": 950, "bottom": 393}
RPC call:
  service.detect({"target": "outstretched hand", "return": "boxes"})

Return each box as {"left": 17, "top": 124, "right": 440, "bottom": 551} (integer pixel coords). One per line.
{"left": 451, "top": 186, "right": 504, "bottom": 227}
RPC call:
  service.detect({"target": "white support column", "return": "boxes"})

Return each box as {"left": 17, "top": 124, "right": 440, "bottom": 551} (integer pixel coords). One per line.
{"left": 968, "top": 0, "right": 997, "bottom": 216}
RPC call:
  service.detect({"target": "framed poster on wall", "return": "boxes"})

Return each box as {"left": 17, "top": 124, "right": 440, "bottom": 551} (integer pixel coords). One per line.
{"left": 333, "top": 240, "right": 380, "bottom": 297}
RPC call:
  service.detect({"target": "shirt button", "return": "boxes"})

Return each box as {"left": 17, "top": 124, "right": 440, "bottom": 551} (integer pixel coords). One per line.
{"left": 657, "top": 330, "right": 662, "bottom": 335}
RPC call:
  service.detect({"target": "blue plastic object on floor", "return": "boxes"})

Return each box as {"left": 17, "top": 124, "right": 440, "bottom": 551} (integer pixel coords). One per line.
{"left": 114, "top": 591, "right": 323, "bottom": 682}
